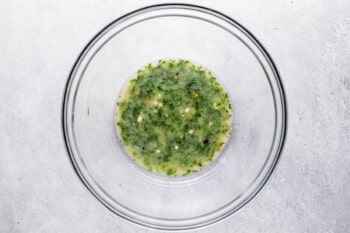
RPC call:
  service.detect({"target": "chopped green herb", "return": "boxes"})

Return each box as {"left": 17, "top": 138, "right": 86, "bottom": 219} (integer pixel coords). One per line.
{"left": 116, "top": 60, "right": 232, "bottom": 176}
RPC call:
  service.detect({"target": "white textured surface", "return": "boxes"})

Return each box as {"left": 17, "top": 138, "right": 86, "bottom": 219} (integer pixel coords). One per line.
{"left": 1, "top": 0, "right": 349, "bottom": 232}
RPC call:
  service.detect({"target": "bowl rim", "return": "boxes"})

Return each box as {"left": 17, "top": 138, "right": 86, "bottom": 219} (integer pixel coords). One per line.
{"left": 62, "top": 3, "right": 288, "bottom": 231}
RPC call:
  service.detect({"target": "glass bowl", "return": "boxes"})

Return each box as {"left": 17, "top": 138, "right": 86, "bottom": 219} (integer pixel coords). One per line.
{"left": 63, "top": 4, "right": 287, "bottom": 231}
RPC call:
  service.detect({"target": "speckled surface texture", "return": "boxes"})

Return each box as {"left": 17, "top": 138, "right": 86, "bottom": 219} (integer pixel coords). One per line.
{"left": 1, "top": 0, "right": 349, "bottom": 232}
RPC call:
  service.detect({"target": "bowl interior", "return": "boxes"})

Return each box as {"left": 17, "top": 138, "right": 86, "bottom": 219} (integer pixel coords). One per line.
{"left": 64, "top": 4, "right": 286, "bottom": 230}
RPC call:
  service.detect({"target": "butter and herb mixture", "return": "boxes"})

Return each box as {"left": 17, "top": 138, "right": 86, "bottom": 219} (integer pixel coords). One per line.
{"left": 117, "top": 60, "right": 232, "bottom": 176}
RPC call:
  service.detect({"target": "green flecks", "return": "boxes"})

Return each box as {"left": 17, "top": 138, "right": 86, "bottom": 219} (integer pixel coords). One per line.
{"left": 166, "top": 168, "right": 176, "bottom": 176}
{"left": 116, "top": 60, "right": 232, "bottom": 176}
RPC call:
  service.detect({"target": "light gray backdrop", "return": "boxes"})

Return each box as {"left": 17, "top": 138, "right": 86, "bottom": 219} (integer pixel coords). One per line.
{"left": 1, "top": 0, "right": 349, "bottom": 232}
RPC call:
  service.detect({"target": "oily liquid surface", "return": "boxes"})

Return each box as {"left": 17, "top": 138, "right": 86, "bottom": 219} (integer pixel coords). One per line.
{"left": 117, "top": 60, "right": 232, "bottom": 176}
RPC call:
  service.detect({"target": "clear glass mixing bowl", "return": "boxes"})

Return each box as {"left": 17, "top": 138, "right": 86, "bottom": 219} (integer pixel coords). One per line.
{"left": 63, "top": 4, "right": 287, "bottom": 230}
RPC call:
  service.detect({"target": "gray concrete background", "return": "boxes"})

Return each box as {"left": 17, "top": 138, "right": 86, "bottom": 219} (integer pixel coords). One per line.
{"left": 1, "top": 0, "right": 349, "bottom": 232}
